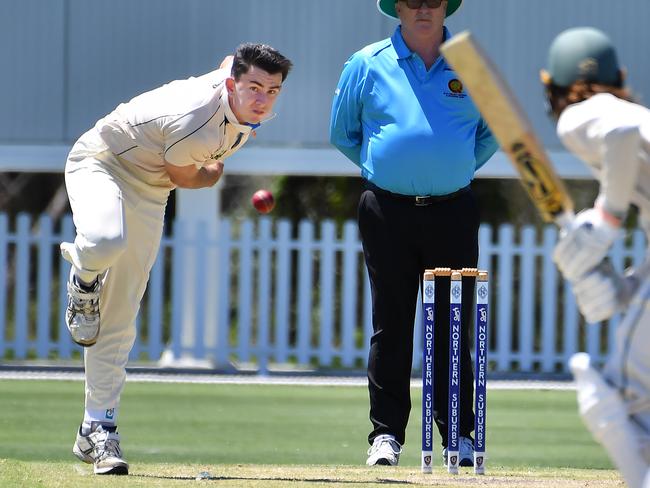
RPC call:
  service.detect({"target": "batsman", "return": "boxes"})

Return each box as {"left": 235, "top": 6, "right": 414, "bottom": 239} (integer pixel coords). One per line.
{"left": 542, "top": 27, "right": 650, "bottom": 488}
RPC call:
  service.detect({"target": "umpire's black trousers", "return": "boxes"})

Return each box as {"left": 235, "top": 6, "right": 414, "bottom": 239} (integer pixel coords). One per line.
{"left": 358, "top": 183, "right": 479, "bottom": 447}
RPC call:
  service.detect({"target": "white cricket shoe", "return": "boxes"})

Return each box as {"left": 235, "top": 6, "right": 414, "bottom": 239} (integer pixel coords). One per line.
{"left": 442, "top": 436, "right": 474, "bottom": 467}
{"left": 366, "top": 435, "right": 402, "bottom": 466}
{"left": 73, "top": 425, "right": 128, "bottom": 475}
{"left": 65, "top": 275, "right": 101, "bottom": 347}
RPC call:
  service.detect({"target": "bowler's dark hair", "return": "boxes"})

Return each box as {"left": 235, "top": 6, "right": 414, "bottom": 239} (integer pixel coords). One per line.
{"left": 231, "top": 43, "right": 293, "bottom": 82}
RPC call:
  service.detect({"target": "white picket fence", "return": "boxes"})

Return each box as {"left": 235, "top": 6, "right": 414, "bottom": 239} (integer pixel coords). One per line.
{"left": 0, "top": 213, "right": 646, "bottom": 374}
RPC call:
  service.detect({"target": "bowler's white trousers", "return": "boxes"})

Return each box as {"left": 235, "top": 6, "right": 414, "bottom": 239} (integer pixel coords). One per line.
{"left": 63, "top": 129, "right": 170, "bottom": 424}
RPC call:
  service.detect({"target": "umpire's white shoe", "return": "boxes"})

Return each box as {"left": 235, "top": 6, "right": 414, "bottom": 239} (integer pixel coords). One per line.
{"left": 65, "top": 274, "right": 101, "bottom": 347}
{"left": 442, "top": 436, "right": 475, "bottom": 467}
{"left": 73, "top": 425, "right": 128, "bottom": 475}
{"left": 366, "top": 435, "right": 402, "bottom": 466}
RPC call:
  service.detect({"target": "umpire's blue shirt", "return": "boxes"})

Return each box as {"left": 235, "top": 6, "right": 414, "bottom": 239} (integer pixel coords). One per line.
{"left": 330, "top": 26, "right": 498, "bottom": 196}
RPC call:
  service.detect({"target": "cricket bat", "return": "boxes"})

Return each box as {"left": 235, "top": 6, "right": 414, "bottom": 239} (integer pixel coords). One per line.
{"left": 440, "top": 31, "right": 574, "bottom": 227}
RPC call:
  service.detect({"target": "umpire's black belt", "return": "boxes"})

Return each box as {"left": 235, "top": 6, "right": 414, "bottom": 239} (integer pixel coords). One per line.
{"left": 364, "top": 182, "right": 471, "bottom": 206}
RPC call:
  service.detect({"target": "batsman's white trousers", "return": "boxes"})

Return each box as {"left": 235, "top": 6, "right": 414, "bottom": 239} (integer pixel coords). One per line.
{"left": 576, "top": 271, "right": 650, "bottom": 487}
{"left": 63, "top": 129, "right": 169, "bottom": 423}
{"left": 603, "top": 274, "right": 650, "bottom": 435}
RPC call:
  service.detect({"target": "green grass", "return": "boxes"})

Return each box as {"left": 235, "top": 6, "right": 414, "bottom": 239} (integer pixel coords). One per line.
{"left": 0, "top": 461, "right": 624, "bottom": 488}
{"left": 0, "top": 380, "right": 620, "bottom": 487}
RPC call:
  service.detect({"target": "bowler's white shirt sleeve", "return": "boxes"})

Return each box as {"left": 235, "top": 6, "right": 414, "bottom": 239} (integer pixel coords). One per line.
{"left": 163, "top": 76, "right": 252, "bottom": 168}
{"left": 96, "top": 68, "right": 251, "bottom": 185}
{"left": 163, "top": 102, "right": 225, "bottom": 168}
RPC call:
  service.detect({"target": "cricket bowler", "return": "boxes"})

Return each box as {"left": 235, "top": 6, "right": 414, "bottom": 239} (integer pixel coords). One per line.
{"left": 60, "top": 43, "right": 292, "bottom": 475}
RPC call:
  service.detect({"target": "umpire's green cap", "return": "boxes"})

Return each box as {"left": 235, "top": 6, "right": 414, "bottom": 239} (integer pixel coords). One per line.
{"left": 377, "top": 0, "right": 462, "bottom": 19}
{"left": 545, "top": 27, "right": 621, "bottom": 87}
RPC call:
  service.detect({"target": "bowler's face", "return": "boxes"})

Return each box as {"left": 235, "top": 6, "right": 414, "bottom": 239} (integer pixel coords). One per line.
{"left": 228, "top": 66, "right": 283, "bottom": 124}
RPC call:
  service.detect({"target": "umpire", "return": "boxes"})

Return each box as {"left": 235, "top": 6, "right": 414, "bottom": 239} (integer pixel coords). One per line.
{"left": 329, "top": 0, "right": 497, "bottom": 467}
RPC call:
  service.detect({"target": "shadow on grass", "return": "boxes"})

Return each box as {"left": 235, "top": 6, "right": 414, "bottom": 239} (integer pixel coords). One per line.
{"left": 132, "top": 473, "right": 412, "bottom": 484}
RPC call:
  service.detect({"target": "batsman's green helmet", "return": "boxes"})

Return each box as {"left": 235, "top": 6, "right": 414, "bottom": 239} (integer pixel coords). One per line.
{"left": 544, "top": 27, "right": 622, "bottom": 87}
{"left": 377, "top": 0, "right": 462, "bottom": 19}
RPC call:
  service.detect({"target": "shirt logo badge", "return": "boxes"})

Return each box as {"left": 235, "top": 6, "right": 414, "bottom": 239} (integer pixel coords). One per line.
{"left": 444, "top": 78, "right": 467, "bottom": 98}
{"left": 448, "top": 79, "right": 463, "bottom": 94}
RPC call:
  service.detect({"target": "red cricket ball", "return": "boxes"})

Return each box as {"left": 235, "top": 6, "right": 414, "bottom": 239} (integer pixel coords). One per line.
{"left": 251, "top": 189, "right": 275, "bottom": 214}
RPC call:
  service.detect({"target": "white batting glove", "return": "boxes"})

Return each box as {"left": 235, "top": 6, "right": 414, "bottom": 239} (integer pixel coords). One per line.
{"left": 553, "top": 208, "right": 621, "bottom": 282}
{"left": 571, "top": 265, "right": 638, "bottom": 323}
